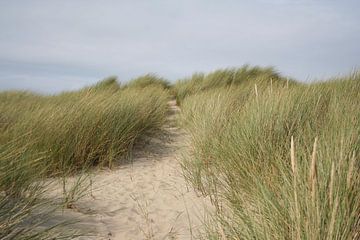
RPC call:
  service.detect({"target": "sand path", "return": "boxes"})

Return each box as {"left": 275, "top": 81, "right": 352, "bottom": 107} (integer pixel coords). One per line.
{"left": 52, "top": 100, "right": 207, "bottom": 240}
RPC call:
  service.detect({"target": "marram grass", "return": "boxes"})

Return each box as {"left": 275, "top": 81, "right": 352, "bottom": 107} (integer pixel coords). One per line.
{"left": 1, "top": 68, "right": 359, "bottom": 239}
{"left": 0, "top": 77, "right": 170, "bottom": 238}
{"left": 180, "top": 72, "right": 360, "bottom": 239}
{"left": 0, "top": 80, "right": 169, "bottom": 173}
{"left": 124, "top": 73, "right": 170, "bottom": 89}
{"left": 174, "top": 65, "right": 295, "bottom": 104}
{"left": 0, "top": 140, "right": 78, "bottom": 239}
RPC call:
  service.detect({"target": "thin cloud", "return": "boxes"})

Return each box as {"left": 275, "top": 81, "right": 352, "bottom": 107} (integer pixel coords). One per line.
{"left": 0, "top": 0, "right": 359, "bottom": 93}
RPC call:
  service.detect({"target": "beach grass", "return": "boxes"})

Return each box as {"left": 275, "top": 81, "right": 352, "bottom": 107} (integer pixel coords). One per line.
{"left": 0, "top": 76, "right": 170, "bottom": 238}
{"left": 0, "top": 78, "right": 169, "bottom": 172}
{"left": 179, "top": 70, "right": 360, "bottom": 239}
{"left": 1, "top": 67, "right": 359, "bottom": 239}
{"left": 173, "top": 65, "right": 294, "bottom": 104}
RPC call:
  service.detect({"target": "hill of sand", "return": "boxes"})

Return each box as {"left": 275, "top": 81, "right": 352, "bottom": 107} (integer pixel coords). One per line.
{"left": 46, "top": 100, "right": 209, "bottom": 240}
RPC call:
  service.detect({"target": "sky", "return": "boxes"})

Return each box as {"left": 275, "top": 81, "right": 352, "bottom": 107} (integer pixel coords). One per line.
{"left": 0, "top": 0, "right": 359, "bottom": 93}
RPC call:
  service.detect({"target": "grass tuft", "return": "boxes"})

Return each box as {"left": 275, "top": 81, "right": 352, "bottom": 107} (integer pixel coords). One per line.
{"left": 180, "top": 71, "right": 360, "bottom": 239}
{"left": 125, "top": 73, "right": 171, "bottom": 89}
{"left": 0, "top": 76, "right": 170, "bottom": 238}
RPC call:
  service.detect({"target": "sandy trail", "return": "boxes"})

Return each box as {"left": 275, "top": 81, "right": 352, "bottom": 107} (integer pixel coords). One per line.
{"left": 50, "top": 100, "right": 207, "bottom": 240}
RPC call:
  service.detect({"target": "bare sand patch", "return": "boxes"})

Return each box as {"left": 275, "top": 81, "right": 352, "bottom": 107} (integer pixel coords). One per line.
{"left": 46, "top": 100, "right": 208, "bottom": 240}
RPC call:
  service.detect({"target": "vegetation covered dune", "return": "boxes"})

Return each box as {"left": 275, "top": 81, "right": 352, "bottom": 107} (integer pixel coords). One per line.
{"left": 0, "top": 66, "right": 359, "bottom": 239}
{"left": 174, "top": 65, "right": 294, "bottom": 104}
{"left": 0, "top": 75, "right": 170, "bottom": 238}
{"left": 177, "top": 67, "right": 360, "bottom": 239}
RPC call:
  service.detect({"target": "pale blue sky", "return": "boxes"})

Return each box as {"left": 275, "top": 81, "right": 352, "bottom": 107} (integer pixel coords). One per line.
{"left": 0, "top": 0, "right": 359, "bottom": 93}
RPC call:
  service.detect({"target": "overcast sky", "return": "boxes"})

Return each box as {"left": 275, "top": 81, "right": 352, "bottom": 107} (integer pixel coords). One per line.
{"left": 0, "top": 0, "right": 359, "bottom": 93}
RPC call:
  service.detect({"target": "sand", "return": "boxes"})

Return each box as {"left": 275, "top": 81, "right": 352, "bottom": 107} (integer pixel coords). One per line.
{"left": 47, "top": 100, "right": 209, "bottom": 240}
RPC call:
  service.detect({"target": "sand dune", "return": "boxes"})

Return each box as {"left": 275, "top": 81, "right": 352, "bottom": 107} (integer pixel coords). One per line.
{"left": 47, "top": 100, "right": 209, "bottom": 239}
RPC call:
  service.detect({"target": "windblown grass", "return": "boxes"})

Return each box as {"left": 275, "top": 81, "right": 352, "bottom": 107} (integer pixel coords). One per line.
{"left": 125, "top": 73, "right": 170, "bottom": 89}
{"left": 180, "top": 72, "right": 360, "bottom": 239}
{"left": 0, "top": 140, "right": 77, "bottom": 239}
{"left": 0, "top": 79, "right": 169, "bottom": 173}
{"left": 0, "top": 77, "right": 170, "bottom": 238}
{"left": 174, "top": 65, "right": 293, "bottom": 104}
{"left": 90, "top": 75, "right": 120, "bottom": 91}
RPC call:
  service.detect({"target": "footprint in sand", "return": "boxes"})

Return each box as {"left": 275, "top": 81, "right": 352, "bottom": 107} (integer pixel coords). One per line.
{"left": 49, "top": 100, "right": 210, "bottom": 240}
